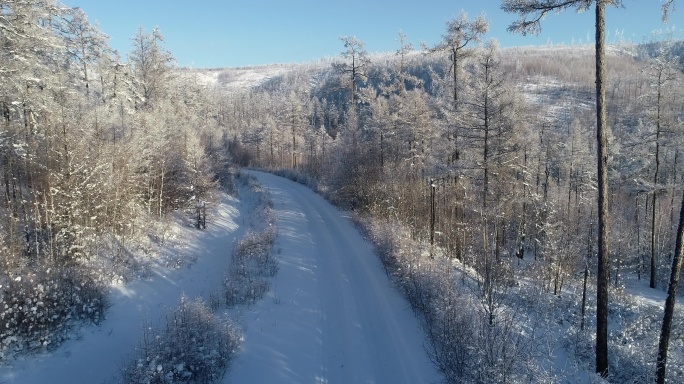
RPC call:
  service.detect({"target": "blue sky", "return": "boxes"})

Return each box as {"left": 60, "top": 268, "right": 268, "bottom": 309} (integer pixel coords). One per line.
{"left": 61, "top": 0, "right": 680, "bottom": 68}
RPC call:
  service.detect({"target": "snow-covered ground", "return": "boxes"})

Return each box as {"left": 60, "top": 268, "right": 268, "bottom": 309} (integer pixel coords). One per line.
{"left": 0, "top": 172, "right": 441, "bottom": 383}
{"left": 0, "top": 193, "right": 245, "bottom": 384}
{"left": 225, "top": 170, "right": 441, "bottom": 383}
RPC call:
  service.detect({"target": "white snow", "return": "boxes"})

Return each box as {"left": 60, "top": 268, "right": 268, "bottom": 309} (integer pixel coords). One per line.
{"left": 226, "top": 171, "right": 441, "bottom": 384}
{"left": 0, "top": 172, "right": 441, "bottom": 383}
{"left": 0, "top": 193, "right": 245, "bottom": 384}
{"left": 623, "top": 278, "right": 668, "bottom": 310}
{"left": 181, "top": 64, "right": 299, "bottom": 90}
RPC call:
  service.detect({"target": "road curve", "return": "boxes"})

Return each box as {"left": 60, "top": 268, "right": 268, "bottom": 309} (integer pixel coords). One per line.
{"left": 225, "top": 171, "right": 441, "bottom": 384}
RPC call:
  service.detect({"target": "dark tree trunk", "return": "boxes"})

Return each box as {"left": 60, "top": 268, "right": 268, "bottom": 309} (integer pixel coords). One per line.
{"left": 581, "top": 259, "right": 589, "bottom": 331}
{"left": 452, "top": 46, "right": 460, "bottom": 111}
{"left": 430, "top": 180, "right": 436, "bottom": 254}
{"left": 651, "top": 73, "right": 663, "bottom": 289}
{"left": 595, "top": 1, "right": 610, "bottom": 378}
{"left": 656, "top": 185, "right": 684, "bottom": 384}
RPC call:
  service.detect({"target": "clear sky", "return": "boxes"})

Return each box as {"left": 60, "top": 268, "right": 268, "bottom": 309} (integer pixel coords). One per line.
{"left": 60, "top": 0, "right": 680, "bottom": 68}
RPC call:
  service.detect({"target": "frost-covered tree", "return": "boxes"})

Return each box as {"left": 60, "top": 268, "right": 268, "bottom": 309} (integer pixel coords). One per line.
{"left": 656, "top": 4, "right": 681, "bottom": 380}
{"left": 282, "top": 91, "right": 307, "bottom": 168}
{"left": 502, "top": 0, "right": 620, "bottom": 376}
{"left": 0, "top": 0, "right": 225, "bottom": 357}
{"left": 128, "top": 27, "right": 174, "bottom": 109}
{"left": 640, "top": 45, "right": 681, "bottom": 289}
{"left": 460, "top": 41, "right": 527, "bottom": 314}
{"left": 334, "top": 36, "right": 370, "bottom": 139}
{"left": 657, "top": 184, "right": 684, "bottom": 384}
{"left": 427, "top": 10, "right": 488, "bottom": 112}
{"left": 426, "top": 11, "right": 488, "bottom": 166}
{"left": 57, "top": 7, "right": 110, "bottom": 96}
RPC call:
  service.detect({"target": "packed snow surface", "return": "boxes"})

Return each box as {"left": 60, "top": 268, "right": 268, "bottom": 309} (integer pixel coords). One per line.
{"left": 226, "top": 170, "right": 440, "bottom": 383}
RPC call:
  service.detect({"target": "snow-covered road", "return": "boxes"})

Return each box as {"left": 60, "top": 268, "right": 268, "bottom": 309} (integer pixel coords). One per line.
{"left": 226, "top": 171, "right": 441, "bottom": 384}
{"left": 0, "top": 172, "right": 440, "bottom": 384}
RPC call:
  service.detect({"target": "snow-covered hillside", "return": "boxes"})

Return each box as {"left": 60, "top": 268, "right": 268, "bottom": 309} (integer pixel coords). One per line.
{"left": 179, "top": 59, "right": 335, "bottom": 91}
{"left": 180, "top": 64, "right": 296, "bottom": 90}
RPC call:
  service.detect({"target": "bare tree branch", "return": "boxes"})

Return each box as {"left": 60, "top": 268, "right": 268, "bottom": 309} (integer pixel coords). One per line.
{"left": 662, "top": 0, "right": 676, "bottom": 22}
{"left": 501, "top": 0, "right": 594, "bottom": 35}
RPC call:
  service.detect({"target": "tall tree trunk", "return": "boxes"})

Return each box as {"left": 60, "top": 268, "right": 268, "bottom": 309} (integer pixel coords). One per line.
{"left": 158, "top": 163, "right": 165, "bottom": 218}
{"left": 637, "top": 195, "right": 643, "bottom": 280}
{"left": 671, "top": 150, "right": 679, "bottom": 230}
{"left": 651, "top": 76, "right": 663, "bottom": 288}
{"left": 482, "top": 80, "right": 490, "bottom": 214}
{"left": 671, "top": 150, "right": 679, "bottom": 232}
{"left": 452, "top": 46, "right": 460, "bottom": 111}
{"left": 651, "top": 189, "right": 659, "bottom": 288}
{"left": 595, "top": 1, "right": 610, "bottom": 377}
{"left": 656, "top": 185, "right": 684, "bottom": 384}
{"left": 581, "top": 219, "right": 592, "bottom": 331}
{"left": 430, "top": 180, "right": 436, "bottom": 255}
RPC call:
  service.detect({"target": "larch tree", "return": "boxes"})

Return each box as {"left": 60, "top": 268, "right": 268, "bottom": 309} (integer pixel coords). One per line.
{"left": 283, "top": 91, "right": 306, "bottom": 168}
{"left": 656, "top": 2, "right": 681, "bottom": 382}
{"left": 334, "top": 36, "right": 370, "bottom": 141}
{"left": 641, "top": 46, "right": 680, "bottom": 289}
{"left": 426, "top": 11, "right": 488, "bottom": 165}
{"left": 465, "top": 40, "right": 524, "bottom": 322}
{"left": 427, "top": 10, "right": 488, "bottom": 112}
{"left": 501, "top": 0, "right": 621, "bottom": 377}
{"left": 367, "top": 81, "right": 393, "bottom": 170}
{"left": 395, "top": 31, "right": 418, "bottom": 94}
{"left": 0, "top": 0, "right": 69, "bottom": 262}
{"left": 0, "top": 0, "right": 225, "bottom": 356}
{"left": 128, "top": 27, "right": 174, "bottom": 109}
{"left": 57, "top": 7, "right": 110, "bottom": 96}
{"left": 367, "top": 32, "right": 425, "bottom": 170}
{"left": 657, "top": 186, "right": 684, "bottom": 384}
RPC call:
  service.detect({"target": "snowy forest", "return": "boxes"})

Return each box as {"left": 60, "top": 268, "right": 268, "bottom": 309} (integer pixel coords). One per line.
{"left": 1, "top": 0, "right": 227, "bottom": 366}
{"left": 1, "top": 0, "right": 684, "bottom": 383}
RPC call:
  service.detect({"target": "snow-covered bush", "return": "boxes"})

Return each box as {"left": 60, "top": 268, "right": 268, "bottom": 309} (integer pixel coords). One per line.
{"left": 222, "top": 172, "right": 277, "bottom": 307}
{"left": 237, "top": 172, "right": 275, "bottom": 217}
{"left": 272, "top": 168, "right": 320, "bottom": 193}
{"left": 425, "top": 288, "right": 477, "bottom": 382}
{"left": 224, "top": 228, "right": 277, "bottom": 306}
{"left": 0, "top": 263, "right": 107, "bottom": 359}
{"left": 356, "top": 214, "right": 553, "bottom": 383}
{"left": 473, "top": 309, "right": 543, "bottom": 383}
{"left": 120, "top": 296, "right": 241, "bottom": 384}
